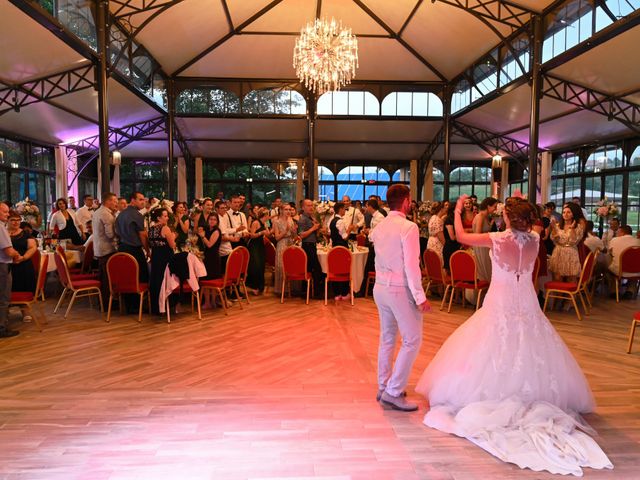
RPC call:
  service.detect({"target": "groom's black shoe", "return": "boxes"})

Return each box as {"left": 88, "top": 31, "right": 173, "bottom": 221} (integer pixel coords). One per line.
{"left": 376, "top": 389, "right": 407, "bottom": 402}
{"left": 380, "top": 392, "right": 418, "bottom": 412}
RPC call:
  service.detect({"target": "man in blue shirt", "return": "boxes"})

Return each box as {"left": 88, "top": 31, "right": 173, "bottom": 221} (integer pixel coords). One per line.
{"left": 115, "top": 191, "right": 149, "bottom": 282}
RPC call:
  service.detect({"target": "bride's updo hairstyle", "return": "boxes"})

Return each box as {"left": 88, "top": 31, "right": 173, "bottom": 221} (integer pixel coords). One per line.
{"left": 505, "top": 197, "right": 538, "bottom": 232}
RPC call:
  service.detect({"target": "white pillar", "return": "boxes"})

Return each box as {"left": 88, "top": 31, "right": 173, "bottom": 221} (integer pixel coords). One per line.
{"left": 501, "top": 161, "right": 510, "bottom": 201}
{"left": 423, "top": 160, "right": 434, "bottom": 201}
{"left": 540, "top": 151, "right": 552, "bottom": 204}
{"left": 409, "top": 159, "right": 418, "bottom": 199}
{"left": 110, "top": 165, "right": 120, "bottom": 197}
{"left": 195, "top": 157, "right": 203, "bottom": 199}
{"left": 177, "top": 156, "right": 187, "bottom": 202}
{"left": 54, "top": 146, "right": 69, "bottom": 200}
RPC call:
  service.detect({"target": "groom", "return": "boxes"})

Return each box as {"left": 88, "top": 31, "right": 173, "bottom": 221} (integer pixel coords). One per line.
{"left": 369, "top": 184, "right": 431, "bottom": 412}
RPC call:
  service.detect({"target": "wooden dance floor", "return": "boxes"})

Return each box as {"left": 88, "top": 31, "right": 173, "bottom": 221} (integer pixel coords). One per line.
{"left": 1, "top": 289, "right": 639, "bottom": 479}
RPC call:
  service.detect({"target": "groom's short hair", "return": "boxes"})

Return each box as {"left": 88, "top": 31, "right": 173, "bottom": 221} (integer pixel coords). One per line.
{"left": 387, "top": 184, "right": 410, "bottom": 210}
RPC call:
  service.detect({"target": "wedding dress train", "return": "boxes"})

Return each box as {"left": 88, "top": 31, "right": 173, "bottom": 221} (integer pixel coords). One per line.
{"left": 416, "top": 230, "right": 613, "bottom": 476}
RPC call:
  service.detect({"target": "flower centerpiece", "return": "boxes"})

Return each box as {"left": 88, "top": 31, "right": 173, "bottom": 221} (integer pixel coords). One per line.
{"left": 314, "top": 200, "right": 334, "bottom": 247}
{"left": 594, "top": 197, "right": 619, "bottom": 219}
{"left": 14, "top": 197, "right": 41, "bottom": 228}
{"left": 190, "top": 197, "right": 208, "bottom": 218}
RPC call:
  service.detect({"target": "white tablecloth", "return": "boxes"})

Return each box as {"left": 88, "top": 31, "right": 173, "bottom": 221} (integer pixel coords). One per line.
{"left": 317, "top": 247, "right": 369, "bottom": 291}
{"left": 43, "top": 250, "right": 82, "bottom": 273}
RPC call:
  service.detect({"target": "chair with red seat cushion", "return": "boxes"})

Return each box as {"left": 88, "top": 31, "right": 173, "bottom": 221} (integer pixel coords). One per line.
{"left": 627, "top": 311, "right": 640, "bottom": 353}
{"left": 165, "top": 280, "right": 202, "bottom": 323}
{"left": 445, "top": 250, "right": 490, "bottom": 313}
{"left": 264, "top": 237, "right": 276, "bottom": 293}
{"left": 80, "top": 240, "right": 96, "bottom": 274}
{"left": 53, "top": 250, "right": 103, "bottom": 319}
{"left": 10, "top": 254, "right": 49, "bottom": 331}
{"left": 281, "top": 246, "right": 313, "bottom": 304}
{"left": 543, "top": 251, "right": 595, "bottom": 321}
{"left": 423, "top": 249, "right": 450, "bottom": 304}
{"left": 106, "top": 253, "right": 150, "bottom": 323}
{"left": 612, "top": 246, "right": 640, "bottom": 303}
{"left": 325, "top": 246, "right": 353, "bottom": 306}
{"left": 237, "top": 246, "right": 251, "bottom": 305}
{"left": 364, "top": 271, "right": 376, "bottom": 298}
{"left": 200, "top": 247, "right": 244, "bottom": 316}
{"left": 30, "top": 250, "right": 46, "bottom": 301}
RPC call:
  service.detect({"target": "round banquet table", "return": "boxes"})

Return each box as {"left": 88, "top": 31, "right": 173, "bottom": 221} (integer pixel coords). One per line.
{"left": 317, "top": 246, "right": 369, "bottom": 291}
{"left": 43, "top": 250, "right": 83, "bottom": 273}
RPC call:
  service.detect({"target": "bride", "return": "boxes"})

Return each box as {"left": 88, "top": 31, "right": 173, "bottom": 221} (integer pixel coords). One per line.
{"left": 416, "top": 195, "right": 612, "bottom": 476}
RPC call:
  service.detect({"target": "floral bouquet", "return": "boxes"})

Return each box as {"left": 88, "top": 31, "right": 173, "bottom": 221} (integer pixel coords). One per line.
{"left": 15, "top": 197, "right": 41, "bottom": 228}
{"left": 594, "top": 197, "right": 619, "bottom": 218}
{"left": 314, "top": 200, "right": 334, "bottom": 223}
{"left": 190, "top": 197, "right": 208, "bottom": 217}
{"left": 146, "top": 194, "right": 175, "bottom": 227}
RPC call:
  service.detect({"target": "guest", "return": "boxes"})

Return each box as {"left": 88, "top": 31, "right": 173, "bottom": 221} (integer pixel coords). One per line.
{"left": 329, "top": 202, "right": 355, "bottom": 300}
{"left": 426, "top": 202, "right": 446, "bottom": 259}
{"left": 49, "top": 198, "right": 83, "bottom": 245}
{"left": 572, "top": 196, "right": 589, "bottom": 221}
{"left": 289, "top": 201, "right": 300, "bottom": 223}
{"left": 75, "top": 194, "right": 94, "bottom": 240}
{"left": 19, "top": 222, "right": 38, "bottom": 239}
{"left": 219, "top": 195, "right": 249, "bottom": 274}
{"left": 545, "top": 201, "right": 562, "bottom": 224}
{"left": 115, "top": 191, "right": 149, "bottom": 283}
{"left": 298, "top": 199, "right": 324, "bottom": 298}
{"left": 360, "top": 199, "right": 385, "bottom": 293}
{"left": 92, "top": 192, "right": 118, "bottom": 303}
{"left": 214, "top": 201, "right": 232, "bottom": 271}
{"left": 542, "top": 202, "right": 555, "bottom": 254}
{"left": 173, "top": 201, "right": 190, "bottom": 250}
{"left": 442, "top": 203, "right": 461, "bottom": 272}
{"left": 0, "top": 201, "right": 22, "bottom": 338}
{"left": 584, "top": 221, "right": 604, "bottom": 252}
{"left": 193, "top": 198, "right": 214, "bottom": 250}
{"left": 269, "top": 196, "right": 282, "bottom": 221}
{"left": 148, "top": 208, "right": 176, "bottom": 315}
{"left": 602, "top": 217, "right": 620, "bottom": 252}
{"left": 408, "top": 200, "right": 419, "bottom": 223}
{"left": 608, "top": 225, "right": 640, "bottom": 300}
{"left": 198, "top": 213, "right": 222, "bottom": 309}
{"left": 116, "top": 197, "right": 128, "bottom": 217}
{"left": 549, "top": 202, "right": 584, "bottom": 283}
{"left": 532, "top": 205, "right": 549, "bottom": 299}
{"left": 472, "top": 197, "right": 498, "bottom": 281}
{"left": 67, "top": 196, "right": 77, "bottom": 211}
{"left": 273, "top": 204, "right": 297, "bottom": 296}
{"left": 8, "top": 211, "right": 37, "bottom": 322}
{"left": 461, "top": 197, "right": 475, "bottom": 233}
{"left": 342, "top": 195, "right": 364, "bottom": 240}
{"left": 246, "top": 207, "right": 271, "bottom": 295}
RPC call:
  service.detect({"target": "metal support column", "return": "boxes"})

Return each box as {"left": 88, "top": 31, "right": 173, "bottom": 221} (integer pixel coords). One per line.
{"left": 442, "top": 86, "right": 451, "bottom": 200}
{"left": 528, "top": 15, "right": 543, "bottom": 202}
{"left": 307, "top": 94, "right": 316, "bottom": 200}
{"left": 167, "top": 79, "right": 175, "bottom": 199}
{"left": 96, "top": 0, "right": 111, "bottom": 196}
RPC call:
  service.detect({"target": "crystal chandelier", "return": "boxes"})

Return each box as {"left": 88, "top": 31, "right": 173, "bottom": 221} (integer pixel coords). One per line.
{"left": 293, "top": 18, "right": 358, "bottom": 95}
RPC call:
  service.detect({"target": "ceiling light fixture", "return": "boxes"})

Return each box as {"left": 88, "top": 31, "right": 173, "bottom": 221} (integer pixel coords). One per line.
{"left": 492, "top": 154, "right": 503, "bottom": 168}
{"left": 293, "top": 18, "right": 358, "bottom": 95}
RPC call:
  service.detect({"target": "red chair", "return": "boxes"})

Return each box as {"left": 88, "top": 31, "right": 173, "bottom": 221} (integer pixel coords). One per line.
{"left": 31, "top": 250, "right": 46, "bottom": 301}
{"left": 80, "top": 240, "right": 96, "bottom": 274}
{"left": 612, "top": 246, "right": 640, "bottom": 303}
{"left": 106, "top": 253, "right": 150, "bottom": 323}
{"left": 53, "top": 250, "right": 103, "bottom": 319}
{"left": 166, "top": 281, "right": 202, "bottom": 323}
{"left": 628, "top": 311, "right": 640, "bottom": 353}
{"left": 56, "top": 245, "right": 98, "bottom": 281}
{"left": 281, "top": 246, "right": 312, "bottom": 304}
{"left": 200, "top": 247, "right": 244, "bottom": 316}
{"left": 423, "top": 249, "right": 450, "bottom": 300}
{"left": 543, "top": 251, "right": 596, "bottom": 321}
{"left": 237, "top": 246, "right": 251, "bottom": 304}
{"left": 364, "top": 271, "right": 376, "bottom": 298}
{"left": 264, "top": 237, "right": 276, "bottom": 293}
{"left": 444, "top": 250, "right": 489, "bottom": 313}
{"left": 325, "top": 246, "right": 353, "bottom": 306}
{"left": 10, "top": 254, "right": 48, "bottom": 331}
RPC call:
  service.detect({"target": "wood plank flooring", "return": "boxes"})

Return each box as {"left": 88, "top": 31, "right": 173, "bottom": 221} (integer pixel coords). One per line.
{"left": 0, "top": 289, "right": 639, "bottom": 479}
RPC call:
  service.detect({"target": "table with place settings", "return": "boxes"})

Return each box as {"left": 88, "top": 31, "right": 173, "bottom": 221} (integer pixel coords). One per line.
{"left": 43, "top": 250, "right": 82, "bottom": 273}
{"left": 317, "top": 246, "right": 369, "bottom": 291}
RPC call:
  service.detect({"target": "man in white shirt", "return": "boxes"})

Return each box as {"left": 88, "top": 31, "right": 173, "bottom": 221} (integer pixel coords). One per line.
{"left": 357, "top": 199, "right": 385, "bottom": 296}
{"left": 218, "top": 194, "right": 248, "bottom": 270}
{"left": 75, "top": 194, "right": 95, "bottom": 238}
{"left": 269, "top": 196, "right": 282, "bottom": 221}
{"left": 608, "top": 225, "right": 640, "bottom": 299}
{"left": 92, "top": 192, "right": 118, "bottom": 302}
{"left": 369, "top": 185, "right": 431, "bottom": 412}
{"left": 602, "top": 217, "right": 620, "bottom": 252}
{"left": 341, "top": 195, "right": 364, "bottom": 239}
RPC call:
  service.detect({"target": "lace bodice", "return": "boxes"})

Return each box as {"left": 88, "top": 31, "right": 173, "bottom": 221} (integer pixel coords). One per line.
{"left": 489, "top": 229, "right": 539, "bottom": 282}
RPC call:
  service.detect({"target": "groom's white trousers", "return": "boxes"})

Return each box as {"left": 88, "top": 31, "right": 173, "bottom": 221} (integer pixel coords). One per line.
{"left": 374, "top": 284, "right": 423, "bottom": 397}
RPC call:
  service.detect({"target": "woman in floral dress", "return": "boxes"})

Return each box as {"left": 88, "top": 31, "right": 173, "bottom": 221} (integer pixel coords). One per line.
{"left": 549, "top": 203, "right": 585, "bottom": 283}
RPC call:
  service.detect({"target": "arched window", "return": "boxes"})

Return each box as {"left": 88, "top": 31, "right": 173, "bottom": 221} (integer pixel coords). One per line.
{"left": 585, "top": 145, "right": 624, "bottom": 172}
{"left": 392, "top": 168, "right": 410, "bottom": 182}
{"left": 632, "top": 145, "right": 640, "bottom": 167}
{"left": 318, "top": 166, "right": 335, "bottom": 201}
{"left": 176, "top": 87, "right": 240, "bottom": 114}
{"left": 242, "top": 89, "right": 306, "bottom": 115}
{"left": 432, "top": 168, "right": 444, "bottom": 201}
{"left": 317, "top": 91, "right": 379, "bottom": 115}
{"left": 381, "top": 92, "right": 443, "bottom": 117}
{"left": 206, "top": 162, "right": 295, "bottom": 204}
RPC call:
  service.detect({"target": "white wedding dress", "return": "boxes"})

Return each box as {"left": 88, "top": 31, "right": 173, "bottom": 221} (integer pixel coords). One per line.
{"left": 416, "top": 230, "right": 613, "bottom": 476}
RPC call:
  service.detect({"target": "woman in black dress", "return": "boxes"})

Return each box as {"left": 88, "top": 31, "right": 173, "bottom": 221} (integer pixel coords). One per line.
{"left": 8, "top": 210, "right": 38, "bottom": 321}
{"left": 442, "top": 203, "right": 461, "bottom": 272}
{"left": 173, "top": 201, "right": 190, "bottom": 251}
{"left": 193, "top": 198, "right": 214, "bottom": 251}
{"left": 197, "top": 213, "right": 221, "bottom": 309}
{"left": 246, "top": 207, "right": 271, "bottom": 295}
{"left": 148, "top": 208, "right": 176, "bottom": 315}
{"left": 49, "top": 198, "right": 83, "bottom": 245}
